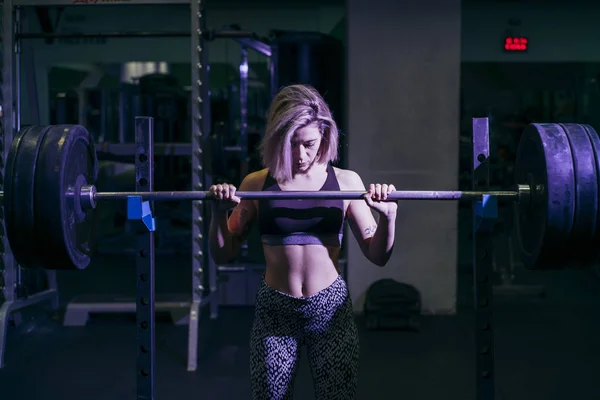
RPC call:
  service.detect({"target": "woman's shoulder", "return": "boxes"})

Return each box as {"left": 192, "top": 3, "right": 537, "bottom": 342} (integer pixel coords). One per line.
{"left": 332, "top": 166, "right": 365, "bottom": 190}
{"left": 241, "top": 168, "right": 269, "bottom": 190}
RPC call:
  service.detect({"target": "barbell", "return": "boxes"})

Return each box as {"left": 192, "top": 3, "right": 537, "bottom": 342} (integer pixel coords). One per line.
{"left": 0, "top": 122, "right": 596, "bottom": 272}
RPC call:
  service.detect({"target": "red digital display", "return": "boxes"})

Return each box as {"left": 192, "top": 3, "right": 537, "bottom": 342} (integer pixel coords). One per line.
{"left": 505, "top": 37, "right": 528, "bottom": 51}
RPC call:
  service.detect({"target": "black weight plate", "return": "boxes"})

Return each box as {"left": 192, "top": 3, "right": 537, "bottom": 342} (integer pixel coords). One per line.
{"left": 35, "top": 125, "right": 99, "bottom": 270}
{"left": 581, "top": 124, "right": 600, "bottom": 263}
{"left": 514, "top": 123, "right": 575, "bottom": 270}
{"left": 559, "top": 123, "right": 598, "bottom": 266}
{"left": 4, "top": 125, "right": 54, "bottom": 269}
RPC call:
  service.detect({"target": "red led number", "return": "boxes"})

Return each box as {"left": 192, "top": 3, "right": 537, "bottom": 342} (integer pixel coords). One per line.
{"left": 504, "top": 37, "right": 528, "bottom": 51}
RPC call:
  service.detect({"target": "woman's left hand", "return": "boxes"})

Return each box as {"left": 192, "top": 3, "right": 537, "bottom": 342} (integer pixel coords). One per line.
{"left": 363, "top": 183, "right": 398, "bottom": 217}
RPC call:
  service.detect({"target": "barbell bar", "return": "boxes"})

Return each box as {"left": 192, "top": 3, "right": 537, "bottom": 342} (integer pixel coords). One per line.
{"left": 0, "top": 122, "right": 596, "bottom": 273}
{"left": 88, "top": 187, "right": 523, "bottom": 202}
{"left": 0, "top": 182, "right": 526, "bottom": 203}
{"left": 0, "top": 187, "right": 525, "bottom": 210}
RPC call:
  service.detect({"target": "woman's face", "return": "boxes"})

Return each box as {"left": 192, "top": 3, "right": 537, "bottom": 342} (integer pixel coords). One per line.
{"left": 290, "top": 124, "right": 323, "bottom": 173}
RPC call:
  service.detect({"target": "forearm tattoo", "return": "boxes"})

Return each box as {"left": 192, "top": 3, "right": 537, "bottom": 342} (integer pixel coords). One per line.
{"left": 364, "top": 225, "right": 377, "bottom": 238}
{"left": 239, "top": 208, "right": 251, "bottom": 235}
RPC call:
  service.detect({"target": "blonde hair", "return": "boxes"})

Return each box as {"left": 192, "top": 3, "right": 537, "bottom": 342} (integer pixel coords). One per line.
{"left": 258, "top": 84, "right": 339, "bottom": 183}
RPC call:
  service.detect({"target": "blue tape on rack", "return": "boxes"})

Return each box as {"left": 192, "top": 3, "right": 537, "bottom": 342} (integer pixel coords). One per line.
{"left": 474, "top": 194, "right": 497, "bottom": 233}
{"left": 127, "top": 196, "right": 156, "bottom": 232}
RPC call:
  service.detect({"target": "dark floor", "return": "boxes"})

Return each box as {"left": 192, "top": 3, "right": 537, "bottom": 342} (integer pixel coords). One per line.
{"left": 2, "top": 253, "right": 600, "bottom": 400}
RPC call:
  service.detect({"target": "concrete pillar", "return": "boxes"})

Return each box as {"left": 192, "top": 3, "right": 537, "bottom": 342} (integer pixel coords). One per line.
{"left": 346, "top": 0, "right": 461, "bottom": 314}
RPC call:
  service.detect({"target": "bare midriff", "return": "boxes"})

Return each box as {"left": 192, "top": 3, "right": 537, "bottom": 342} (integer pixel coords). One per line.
{"left": 262, "top": 244, "right": 342, "bottom": 298}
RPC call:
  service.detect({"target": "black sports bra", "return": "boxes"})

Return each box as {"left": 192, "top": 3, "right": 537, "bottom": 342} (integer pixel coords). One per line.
{"left": 257, "top": 164, "right": 345, "bottom": 246}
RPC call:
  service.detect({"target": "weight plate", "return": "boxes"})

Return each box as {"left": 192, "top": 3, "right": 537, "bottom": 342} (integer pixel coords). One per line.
{"left": 35, "top": 125, "right": 99, "bottom": 270}
{"left": 559, "top": 123, "right": 599, "bottom": 266}
{"left": 581, "top": 124, "right": 600, "bottom": 264}
{"left": 5, "top": 125, "right": 53, "bottom": 269}
{"left": 514, "top": 123, "right": 575, "bottom": 269}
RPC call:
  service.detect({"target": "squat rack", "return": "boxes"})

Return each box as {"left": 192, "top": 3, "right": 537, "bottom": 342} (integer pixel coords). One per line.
{"left": 0, "top": 0, "right": 276, "bottom": 373}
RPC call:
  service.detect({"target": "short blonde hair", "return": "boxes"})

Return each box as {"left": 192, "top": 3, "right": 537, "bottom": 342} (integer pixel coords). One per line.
{"left": 258, "top": 84, "right": 339, "bottom": 183}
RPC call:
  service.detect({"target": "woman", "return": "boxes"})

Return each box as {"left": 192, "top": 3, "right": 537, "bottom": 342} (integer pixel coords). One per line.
{"left": 208, "top": 84, "right": 398, "bottom": 400}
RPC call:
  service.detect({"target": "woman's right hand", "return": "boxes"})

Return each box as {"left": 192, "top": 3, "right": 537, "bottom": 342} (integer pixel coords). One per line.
{"left": 209, "top": 183, "right": 241, "bottom": 211}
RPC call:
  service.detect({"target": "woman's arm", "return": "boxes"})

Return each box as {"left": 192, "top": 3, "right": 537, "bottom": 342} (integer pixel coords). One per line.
{"left": 208, "top": 172, "right": 261, "bottom": 264}
{"left": 343, "top": 170, "right": 397, "bottom": 267}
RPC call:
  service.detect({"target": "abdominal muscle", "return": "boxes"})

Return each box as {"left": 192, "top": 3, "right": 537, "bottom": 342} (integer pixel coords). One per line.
{"left": 262, "top": 244, "right": 342, "bottom": 298}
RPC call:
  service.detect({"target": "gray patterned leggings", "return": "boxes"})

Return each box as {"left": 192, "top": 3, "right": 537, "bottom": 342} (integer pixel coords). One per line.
{"left": 249, "top": 275, "right": 360, "bottom": 400}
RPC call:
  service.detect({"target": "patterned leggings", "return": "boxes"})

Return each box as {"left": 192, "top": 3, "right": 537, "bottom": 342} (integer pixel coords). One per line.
{"left": 249, "top": 275, "right": 359, "bottom": 400}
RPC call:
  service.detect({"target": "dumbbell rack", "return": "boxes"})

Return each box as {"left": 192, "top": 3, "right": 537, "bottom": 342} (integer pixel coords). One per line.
{"left": 0, "top": 0, "right": 218, "bottom": 376}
